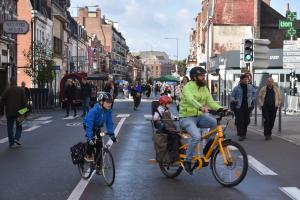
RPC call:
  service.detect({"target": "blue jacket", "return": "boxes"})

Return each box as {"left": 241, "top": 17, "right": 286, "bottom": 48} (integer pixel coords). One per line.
{"left": 230, "top": 83, "right": 256, "bottom": 109}
{"left": 83, "top": 103, "right": 114, "bottom": 141}
{"left": 135, "top": 85, "right": 142, "bottom": 93}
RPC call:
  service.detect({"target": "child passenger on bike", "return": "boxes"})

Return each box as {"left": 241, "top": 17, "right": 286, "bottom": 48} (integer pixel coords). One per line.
{"left": 153, "top": 95, "right": 178, "bottom": 133}
{"left": 83, "top": 92, "right": 117, "bottom": 162}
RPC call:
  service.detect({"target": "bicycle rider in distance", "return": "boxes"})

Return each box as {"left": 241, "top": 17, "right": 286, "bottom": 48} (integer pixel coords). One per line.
{"left": 83, "top": 92, "right": 117, "bottom": 162}
{"left": 179, "top": 66, "right": 231, "bottom": 175}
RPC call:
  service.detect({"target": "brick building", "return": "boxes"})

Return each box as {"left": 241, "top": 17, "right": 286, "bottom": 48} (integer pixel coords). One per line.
{"left": 127, "top": 53, "right": 143, "bottom": 82}
{"left": 0, "top": 0, "right": 18, "bottom": 95}
{"left": 75, "top": 7, "right": 129, "bottom": 80}
{"left": 17, "top": 0, "right": 53, "bottom": 87}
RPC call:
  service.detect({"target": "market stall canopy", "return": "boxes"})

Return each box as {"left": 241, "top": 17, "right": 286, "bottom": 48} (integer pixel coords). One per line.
{"left": 154, "top": 75, "right": 180, "bottom": 82}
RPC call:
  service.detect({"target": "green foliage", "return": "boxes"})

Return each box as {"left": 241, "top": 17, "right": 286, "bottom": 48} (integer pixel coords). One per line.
{"left": 23, "top": 41, "right": 54, "bottom": 88}
{"left": 172, "top": 59, "right": 187, "bottom": 76}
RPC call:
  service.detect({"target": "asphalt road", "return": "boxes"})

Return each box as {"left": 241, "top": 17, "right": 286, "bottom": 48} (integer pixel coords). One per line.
{"left": 0, "top": 99, "right": 300, "bottom": 200}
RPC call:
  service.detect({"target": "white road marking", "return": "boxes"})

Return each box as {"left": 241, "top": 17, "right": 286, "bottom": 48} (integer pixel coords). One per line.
{"left": 0, "top": 137, "right": 8, "bottom": 144}
{"left": 117, "top": 114, "right": 130, "bottom": 118}
{"left": 279, "top": 187, "right": 300, "bottom": 200}
{"left": 144, "top": 114, "right": 152, "bottom": 119}
{"left": 248, "top": 155, "right": 277, "bottom": 175}
{"left": 66, "top": 122, "right": 82, "bottom": 127}
{"left": 41, "top": 120, "right": 53, "bottom": 124}
{"left": 23, "top": 125, "right": 41, "bottom": 132}
{"left": 67, "top": 115, "right": 129, "bottom": 200}
{"left": 34, "top": 116, "right": 53, "bottom": 121}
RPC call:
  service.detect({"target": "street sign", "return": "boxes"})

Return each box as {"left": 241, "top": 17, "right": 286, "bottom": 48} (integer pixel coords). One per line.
{"left": 283, "top": 40, "right": 300, "bottom": 69}
{"left": 3, "top": 20, "right": 29, "bottom": 34}
{"left": 279, "top": 20, "right": 293, "bottom": 29}
{"left": 52, "top": 65, "right": 60, "bottom": 71}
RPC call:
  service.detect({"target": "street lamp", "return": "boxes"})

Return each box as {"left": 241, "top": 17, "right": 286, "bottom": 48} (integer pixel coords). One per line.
{"left": 164, "top": 37, "right": 179, "bottom": 73}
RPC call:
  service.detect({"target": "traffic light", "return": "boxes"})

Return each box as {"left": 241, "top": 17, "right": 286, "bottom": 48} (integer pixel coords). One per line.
{"left": 243, "top": 39, "right": 254, "bottom": 62}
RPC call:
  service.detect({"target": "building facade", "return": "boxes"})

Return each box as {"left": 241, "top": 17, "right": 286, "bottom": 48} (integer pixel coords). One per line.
{"left": 75, "top": 7, "right": 129, "bottom": 80}
{"left": 0, "top": 0, "right": 18, "bottom": 95}
{"left": 17, "top": 0, "right": 53, "bottom": 88}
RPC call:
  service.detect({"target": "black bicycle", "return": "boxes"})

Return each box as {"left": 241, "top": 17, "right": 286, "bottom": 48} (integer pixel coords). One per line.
{"left": 78, "top": 132, "right": 115, "bottom": 186}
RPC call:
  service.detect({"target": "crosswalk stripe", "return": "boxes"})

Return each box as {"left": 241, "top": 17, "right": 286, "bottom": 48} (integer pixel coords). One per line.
{"left": 34, "top": 116, "right": 53, "bottom": 121}
{"left": 279, "top": 187, "right": 300, "bottom": 200}
{"left": 24, "top": 125, "right": 41, "bottom": 132}
{"left": 248, "top": 155, "right": 277, "bottom": 175}
{"left": 41, "top": 120, "right": 53, "bottom": 124}
{"left": 0, "top": 137, "right": 8, "bottom": 144}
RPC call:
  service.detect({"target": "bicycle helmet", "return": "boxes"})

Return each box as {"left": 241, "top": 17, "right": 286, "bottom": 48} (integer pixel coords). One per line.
{"left": 189, "top": 66, "right": 206, "bottom": 79}
{"left": 98, "top": 92, "right": 113, "bottom": 103}
{"left": 159, "top": 95, "right": 172, "bottom": 105}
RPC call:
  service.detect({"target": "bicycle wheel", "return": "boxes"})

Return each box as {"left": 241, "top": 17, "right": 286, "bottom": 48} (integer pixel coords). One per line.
{"left": 102, "top": 148, "right": 115, "bottom": 186}
{"left": 77, "top": 161, "right": 93, "bottom": 180}
{"left": 159, "top": 162, "right": 182, "bottom": 178}
{"left": 211, "top": 140, "right": 248, "bottom": 187}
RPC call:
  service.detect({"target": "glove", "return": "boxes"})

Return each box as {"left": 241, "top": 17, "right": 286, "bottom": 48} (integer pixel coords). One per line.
{"left": 88, "top": 140, "right": 94, "bottom": 146}
{"left": 110, "top": 135, "right": 117, "bottom": 143}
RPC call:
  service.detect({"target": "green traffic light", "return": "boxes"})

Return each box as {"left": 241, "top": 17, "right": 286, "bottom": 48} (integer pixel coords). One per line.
{"left": 244, "top": 54, "right": 253, "bottom": 61}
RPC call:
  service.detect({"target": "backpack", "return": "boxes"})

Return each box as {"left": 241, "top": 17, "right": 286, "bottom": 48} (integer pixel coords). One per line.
{"left": 70, "top": 142, "right": 86, "bottom": 164}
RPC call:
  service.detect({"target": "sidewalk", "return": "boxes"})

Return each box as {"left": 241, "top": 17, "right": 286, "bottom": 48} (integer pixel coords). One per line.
{"left": 249, "top": 111, "right": 300, "bottom": 146}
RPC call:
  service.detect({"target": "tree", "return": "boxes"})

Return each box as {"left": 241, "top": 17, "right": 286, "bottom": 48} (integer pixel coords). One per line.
{"left": 172, "top": 59, "right": 187, "bottom": 76}
{"left": 23, "top": 40, "right": 54, "bottom": 88}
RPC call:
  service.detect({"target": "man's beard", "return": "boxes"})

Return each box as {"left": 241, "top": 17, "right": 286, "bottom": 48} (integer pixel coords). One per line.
{"left": 196, "top": 79, "right": 206, "bottom": 87}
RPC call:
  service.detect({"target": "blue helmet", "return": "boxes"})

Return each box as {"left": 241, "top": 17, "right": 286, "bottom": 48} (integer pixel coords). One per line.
{"left": 98, "top": 92, "right": 113, "bottom": 103}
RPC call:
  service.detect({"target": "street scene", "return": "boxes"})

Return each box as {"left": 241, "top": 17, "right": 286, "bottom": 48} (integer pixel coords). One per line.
{"left": 1, "top": 0, "right": 300, "bottom": 200}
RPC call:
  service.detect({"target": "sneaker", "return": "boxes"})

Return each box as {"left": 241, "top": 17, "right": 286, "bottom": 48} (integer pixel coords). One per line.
{"left": 14, "top": 139, "right": 22, "bottom": 146}
{"left": 182, "top": 161, "right": 193, "bottom": 175}
{"left": 9, "top": 144, "right": 18, "bottom": 149}
{"left": 238, "top": 137, "right": 244, "bottom": 141}
{"left": 64, "top": 114, "right": 69, "bottom": 118}
{"left": 84, "top": 155, "right": 94, "bottom": 162}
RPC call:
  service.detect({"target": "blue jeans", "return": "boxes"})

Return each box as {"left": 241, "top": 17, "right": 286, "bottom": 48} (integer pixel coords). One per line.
{"left": 6, "top": 116, "right": 22, "bottom": 146}
{"left": 82, "top": 97, "right": 90, "bottom": 116}
{"left": 180, "top": 113, "right": 217, "bottom": 162}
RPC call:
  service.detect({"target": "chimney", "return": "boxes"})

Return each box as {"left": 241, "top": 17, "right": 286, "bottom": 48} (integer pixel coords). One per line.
{"left": 286, "top": 3, "right": 290, "bottom": 13}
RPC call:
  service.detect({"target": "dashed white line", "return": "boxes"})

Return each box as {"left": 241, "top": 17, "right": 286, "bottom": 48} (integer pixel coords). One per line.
{"left": 0, "top": 137, "right": 8, "bottom": 144}
{"left": 279, "top": 187, "right": 300, "bottom": 200}
{"left": 23, "top": 125, "right": 41, "bottom": 132}
{"left": 248, "top": 155, "right": 278, "bottom": 175}
{"left": 34, "top": 116, "right": 53, "bottom": 121}
{"left": 41, "top": 120, "right": 53, "bottom": 124}
{"left": 117, "top": 114, "right": 130, "bottom": 118}
{"left": 67, "top": 115, "right": 129, "bottom": 200}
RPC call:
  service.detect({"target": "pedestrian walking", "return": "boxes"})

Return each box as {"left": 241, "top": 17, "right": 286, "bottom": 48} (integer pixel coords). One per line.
{"left": 131, "top": 81, "right": 142, "bottom": 110}
{"left": 230, "top": 74, "right": 256, "bottom": 141}
{"left": 146, "top": 83, "right": 151, "bottom": 98}
{"left": 0, "top": 80, "right": 28, "bottom": 148}
{"left": 81, "top": 77, "right": 91, "bottom": 117}
{"left": 21, "top": 81, "right": 31, "bottom": 113}
{"left": 64, "top": 79, "right": 77, "bottom": 118}
{"left": 104, "top": 80, "right": 115, "bottom": 109}
{"left": 175, "top": 76, "right": 189, "bottom": 111}
{"left": 258, "top": 77, "right": 281, "bottom": 140}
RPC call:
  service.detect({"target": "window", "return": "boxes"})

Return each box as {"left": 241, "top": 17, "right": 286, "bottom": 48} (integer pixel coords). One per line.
{"left": 53, "top": 37, "right": 62, "bottom": 55}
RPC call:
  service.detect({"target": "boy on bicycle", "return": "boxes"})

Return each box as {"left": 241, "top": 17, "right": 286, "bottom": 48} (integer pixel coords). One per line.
{"left": 83, "top": 92, "right": 117, "bottom": 162}
{"left": 179, "top": 67, "right": 228, "bottom": 175}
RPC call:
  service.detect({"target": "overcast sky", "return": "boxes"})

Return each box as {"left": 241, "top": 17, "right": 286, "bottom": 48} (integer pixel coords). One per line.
{"left": 70, "top": 0, "right": 300, "bottom": 60}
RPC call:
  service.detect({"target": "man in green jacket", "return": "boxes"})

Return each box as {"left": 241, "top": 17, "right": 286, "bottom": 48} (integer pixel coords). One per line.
{"left": 179, "top": 66, "right": 224, "bottom": 175}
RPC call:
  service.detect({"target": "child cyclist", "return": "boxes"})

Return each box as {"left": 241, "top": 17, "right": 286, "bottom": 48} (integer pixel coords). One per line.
{"left": 83, "top": 92, "right": 117, "bottom": 162}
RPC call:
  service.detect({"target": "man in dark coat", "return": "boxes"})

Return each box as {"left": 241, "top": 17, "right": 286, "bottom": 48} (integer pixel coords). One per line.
{"left": 81, "top": 78, "right": 91, "bottom": 117}
{"left": 64, "top": 80, "right": 77, "bottom": 118}
{"left": 0, "top": 81, "right": 27, "bottom": 148}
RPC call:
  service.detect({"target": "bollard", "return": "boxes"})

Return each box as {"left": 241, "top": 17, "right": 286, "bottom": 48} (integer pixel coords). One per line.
{"left": 284, "top": 93, "right": 287, "bottom": 115}
{"left": 254, "top": 100, "right": 257, "bottom": 125}
{"left": 278, "top": 105, "right": 281, "bottom": 133}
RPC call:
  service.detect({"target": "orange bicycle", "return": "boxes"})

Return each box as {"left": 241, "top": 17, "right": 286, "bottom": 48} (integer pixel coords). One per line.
{"left": 154, "top": 111, "right": 248, "bottom": 187}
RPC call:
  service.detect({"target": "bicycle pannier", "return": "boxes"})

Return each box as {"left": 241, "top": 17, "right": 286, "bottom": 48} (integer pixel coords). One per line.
{"left": 70, "top": 142, "right": 86, "bottom": 164}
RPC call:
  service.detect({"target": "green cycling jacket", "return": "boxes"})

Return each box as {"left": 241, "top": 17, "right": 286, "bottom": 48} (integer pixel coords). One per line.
{"left": 179, "top": 81, "right": 222, "bottom": 118}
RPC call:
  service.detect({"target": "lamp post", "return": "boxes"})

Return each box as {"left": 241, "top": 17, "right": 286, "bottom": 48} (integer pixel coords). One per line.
{"left": 164, "top": 37, "right": 179, "bottom": 73}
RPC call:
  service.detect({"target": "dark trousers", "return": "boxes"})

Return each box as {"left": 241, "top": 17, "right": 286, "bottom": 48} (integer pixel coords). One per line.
{"left": 234, "top": 106, "right": 250, "bottom": 137}
{"left": 262, "top": 106, "right": 277, "bottom": 136}
{"left": 133, "top": 96, "right": 141, "bottom": 108}
{"left": 66, "top": 100, "right": 76, "bottom": 116}
{"left": 86, "top": 140, "right": 102, "bottom": 165}
{"left": 6, "top": 116, "right": 22, "bottom": 146}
